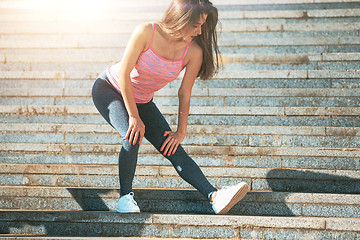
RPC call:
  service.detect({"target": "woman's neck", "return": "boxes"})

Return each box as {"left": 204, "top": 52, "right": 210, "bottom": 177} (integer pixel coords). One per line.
{"left": 156, "top": 22, "right": 189, "bottom": 49}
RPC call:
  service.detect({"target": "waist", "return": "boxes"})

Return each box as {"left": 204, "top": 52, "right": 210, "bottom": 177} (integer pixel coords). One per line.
{"left": 106, "top": 65, "right": 154, "bottom": 104}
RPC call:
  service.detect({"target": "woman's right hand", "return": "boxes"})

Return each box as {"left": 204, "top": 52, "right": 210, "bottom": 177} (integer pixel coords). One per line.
{"left": 125, "top": 116, "right": 145, "bottom": 145}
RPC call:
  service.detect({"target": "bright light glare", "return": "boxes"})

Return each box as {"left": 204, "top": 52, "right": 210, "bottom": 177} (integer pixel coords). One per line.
{"left": 1, "top": 0, "right": 114, "bottom": 21}
{"left": 4, "top": 0, "right": 103, "bottom": 10}
{"left": 1, "top": 0, "right": 168, "bottom": 21}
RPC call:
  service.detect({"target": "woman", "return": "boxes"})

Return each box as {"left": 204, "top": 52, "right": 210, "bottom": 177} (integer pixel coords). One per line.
{"left": 92, "top": 0, "right": 248, "bottom": 214}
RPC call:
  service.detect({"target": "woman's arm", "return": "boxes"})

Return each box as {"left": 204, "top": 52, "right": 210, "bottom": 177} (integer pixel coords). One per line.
{"left": 117, "top": 23, "right": 152, "bottom": 145}
{"left": 161, "top": 43, "right": 203, "bottom": 156}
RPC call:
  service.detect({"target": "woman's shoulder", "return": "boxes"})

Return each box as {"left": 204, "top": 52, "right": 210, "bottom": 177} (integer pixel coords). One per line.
{"left": 128, "top": 22, "right": 154, "bottom": 52}
{"left": 132, "top": 22, "right": 153, "bottom": 38}
{"left": 189, "top": 40, "right": 203, "bottom": 55}
{"left": 182, "top": 41, "right": 203, "bottom": 67}
{"left": 184, "top": 40, "right": 203, "bottom": 63}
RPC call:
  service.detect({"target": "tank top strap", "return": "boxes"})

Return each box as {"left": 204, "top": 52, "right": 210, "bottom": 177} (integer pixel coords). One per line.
{"left": 149, "top": 22, "right": 156, "bottom": 49}
{"left": 181, "top": 41, "right": 192, "bottom": 60}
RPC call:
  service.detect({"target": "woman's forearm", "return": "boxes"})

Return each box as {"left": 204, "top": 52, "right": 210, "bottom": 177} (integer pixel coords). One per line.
{"left": 117, "top": 73, "right": 146, "bottom": 145}
{"left": 118, "top": 74, "right": 140, "bottom": 118}
{"left": 177, "top": 94, "right": 191, "bottom": 136}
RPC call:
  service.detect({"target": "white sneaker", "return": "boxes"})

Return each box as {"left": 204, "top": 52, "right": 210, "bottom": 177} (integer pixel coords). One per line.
{"left": 211, "top": 182, "right": 249, "bottom": 214}
{"left": 116, "top": 192, "right": 140, "bottom": 213}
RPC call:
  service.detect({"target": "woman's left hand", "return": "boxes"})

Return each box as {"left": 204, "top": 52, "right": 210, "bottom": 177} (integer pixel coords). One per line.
{"left": 160, "top": 131, "right": 185, "bottom": 156}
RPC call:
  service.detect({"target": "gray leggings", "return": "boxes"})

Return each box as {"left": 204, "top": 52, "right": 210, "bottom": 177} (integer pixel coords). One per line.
{"left": 91, "top": 71, "right": 217, "bottom": 199}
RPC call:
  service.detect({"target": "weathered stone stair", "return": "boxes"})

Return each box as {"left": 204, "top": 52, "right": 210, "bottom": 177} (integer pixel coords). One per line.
{"left": 0, "top": 0, "right": 359, "bottom": 239}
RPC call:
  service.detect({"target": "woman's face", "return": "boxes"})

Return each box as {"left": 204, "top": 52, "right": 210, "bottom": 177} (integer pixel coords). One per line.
{"left": 180, "top": 13, "right": 208, "bottom": 42}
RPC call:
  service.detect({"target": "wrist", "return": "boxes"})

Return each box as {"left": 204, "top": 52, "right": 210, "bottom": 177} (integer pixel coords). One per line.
{"left": 176, "top": 129, "right": 186, "bottom": 137}
{"left": 129, "top": 113, "right": 140, "bottom": 119}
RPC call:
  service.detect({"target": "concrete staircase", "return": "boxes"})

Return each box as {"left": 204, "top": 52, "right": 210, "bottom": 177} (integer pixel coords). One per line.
{"left": 0, "top": 0, "right": 359, "bottom": 239}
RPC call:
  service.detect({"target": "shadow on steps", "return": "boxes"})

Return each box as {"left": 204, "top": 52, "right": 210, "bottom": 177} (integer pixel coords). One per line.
{"left": 266, "top": 168, "right": 360, "bottom": 194}
{"left": 1, "top": 169, "right": 359, "bottom": 237}
{"left": 63, "top": 168, "right": 359, "bottom": 216}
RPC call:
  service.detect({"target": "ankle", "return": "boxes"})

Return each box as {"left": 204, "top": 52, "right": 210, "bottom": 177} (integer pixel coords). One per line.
{"left": 209, "top": 191, "right": 217, "bottom": 202}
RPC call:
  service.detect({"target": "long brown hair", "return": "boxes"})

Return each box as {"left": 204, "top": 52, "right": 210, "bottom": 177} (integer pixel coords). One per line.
{"left": 158, "top": 0, "right": 221, "bottom": 80}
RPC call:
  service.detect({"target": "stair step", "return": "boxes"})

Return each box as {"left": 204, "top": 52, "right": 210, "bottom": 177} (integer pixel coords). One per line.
{"left": 2, "top": 87, "right": 360, "bottom": 97}
{"left": 1, "top": 70, "right": 360, "bottom": 80}
{"left": 1, "top": 97, "right": 359, "bottom": 108}
{"left": 1, "top": 89, "right": 359, "bottom": 107}
{"left": 2, "top": 10, "right": 360, "bottom": 24}
{"left": 1, "top": 105, "right": 360, "bottom": 116}
{"left": 1, "top": 7, "right": 359, "bottom": 21}
{"left": 2, "top": 142, "right": 359, "bottom": 157}
{"left": 1, "top": 35, "right": 359, "bottom": 50}
{"left": 1, "top": 187, "right": 359, "bottom": 218}
{"left": 0, "top": 237, "right": 170, "bottom": 240}
{"left": 2, "top": 18, "right": 359, "bottom": 34}
{"left": 1, "top": 210, "right": 359, "bottom": 238}
{"left": 1, "top": 53, "right": 359, "bottom": 64}
{"left": 2, "top": 123, "right": 358, "bottom": 137}
{"left": 225, "top": 9, "right": 360, "bottom": 19}
{"left": 2, "top": 114, "right": 358, "bottom": 128}
{"left": 1, "top": 163, "right": 359, "bottom": 193}
{"left": 1, "top": 118, "right": 358, "bottom": 130}
{"left": 2, "top": 78, "right": 359, "bottom": 89}
{"left": 2, "top": 152, "right": 358, "bottom": 171}
{"left": 2, "top": 129, "right": 359, "bottom": 148}
{"left": 2, "top": 61, "right": 360, "bottom": 71}
{"left": 1, "top": 35, "right": 359, "bottom": 49}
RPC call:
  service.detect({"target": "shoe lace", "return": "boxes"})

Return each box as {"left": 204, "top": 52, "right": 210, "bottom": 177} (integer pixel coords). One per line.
{"left": 219, "top": 186, "right": 230, "bottom": 191}
{"left": 210, "top": 186, "right": 229, "bottom": 204}
{"left": 126, "top": 192, "right": 138, "bottom": 206}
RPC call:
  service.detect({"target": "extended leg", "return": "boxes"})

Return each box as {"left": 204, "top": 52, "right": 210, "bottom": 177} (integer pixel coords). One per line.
{"left": 137, "top": 100, "right": 217, "bottom": 199}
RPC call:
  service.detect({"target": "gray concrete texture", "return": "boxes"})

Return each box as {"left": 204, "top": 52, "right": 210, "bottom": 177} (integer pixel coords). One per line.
{"left": 0, "top": 0, "right": 359, "bottom": 239}
{"left": 1, "top": 211, "right": 359, "bottom": 238}
{"left": 1, "top": 187, "right": 359, "bottom": 218}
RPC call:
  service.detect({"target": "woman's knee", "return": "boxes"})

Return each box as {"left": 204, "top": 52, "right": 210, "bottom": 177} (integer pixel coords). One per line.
{"left": 122, "top": 139, "right": 140, "bottom": 152}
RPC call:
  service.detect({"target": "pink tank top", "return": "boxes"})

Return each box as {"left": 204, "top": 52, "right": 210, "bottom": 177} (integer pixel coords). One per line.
{"left": 106, "top": 23, "right": 191, "bottom": 103}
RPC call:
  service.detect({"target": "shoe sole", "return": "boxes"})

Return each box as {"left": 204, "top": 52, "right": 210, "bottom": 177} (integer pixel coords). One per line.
{"left": 116, "top": 209, "right": 140, "bottom": 213}
{"left": 217, "top": 182, "right": 249, "bottom": 215}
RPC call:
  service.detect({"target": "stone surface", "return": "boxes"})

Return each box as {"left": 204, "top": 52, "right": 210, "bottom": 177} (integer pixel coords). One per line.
{"left": 0, "top": 0, "right": 359, "bottom": 238}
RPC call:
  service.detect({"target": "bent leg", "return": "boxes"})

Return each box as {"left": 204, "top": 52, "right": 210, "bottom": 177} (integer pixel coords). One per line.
{"left": 91, "top": 73, "right": 139, "bottom": 196}
{"left": 137, "top": 101, "right": 217, "bottom": 199}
